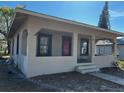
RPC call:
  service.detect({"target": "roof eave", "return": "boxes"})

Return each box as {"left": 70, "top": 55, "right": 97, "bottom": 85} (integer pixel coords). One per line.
{"left": 13, "top": 9, "right": 124, "bottom": 37}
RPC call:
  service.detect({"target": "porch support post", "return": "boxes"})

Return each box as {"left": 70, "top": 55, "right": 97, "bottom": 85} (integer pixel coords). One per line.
{"left": 73, "top": 32, "right": 78, "bottom": 58}
{"left": 91, "top": 35, "right": 96, "bottom": 62}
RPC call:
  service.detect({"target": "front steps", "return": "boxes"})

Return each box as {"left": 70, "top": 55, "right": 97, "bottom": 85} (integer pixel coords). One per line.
{"left": 75, "top": 63, "right": 99, "bottom": 74}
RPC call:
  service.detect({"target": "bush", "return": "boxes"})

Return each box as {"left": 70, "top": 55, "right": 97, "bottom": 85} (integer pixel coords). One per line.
{"left": 116, "top": 60, "right": 124, "bottom": 71}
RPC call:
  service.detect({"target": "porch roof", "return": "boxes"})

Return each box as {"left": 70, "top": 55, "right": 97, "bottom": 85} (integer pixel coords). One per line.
{"left": 8, "top": 9, "right": 124, "bottom": 38}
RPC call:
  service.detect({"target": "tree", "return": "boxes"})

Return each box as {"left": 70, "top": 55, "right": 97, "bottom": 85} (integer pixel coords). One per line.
{"left": 98, "top": 1, "right": 111, "bottom": 30}
{"left": 0, "top": 5, "right": 25, "bottom": 54}
{"left": 0, "top": 7, "right": 15, "bottom": 54}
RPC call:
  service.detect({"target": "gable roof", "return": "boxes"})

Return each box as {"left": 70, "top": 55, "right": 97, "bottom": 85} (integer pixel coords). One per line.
{"left": 8, "top": 9, "right": 124, "bottom": 38}
{"left": 96, "top": 40, "right": 113, "bottom": 46}
{"left": 95, "top": 38, "right": 124, "bottom": 45}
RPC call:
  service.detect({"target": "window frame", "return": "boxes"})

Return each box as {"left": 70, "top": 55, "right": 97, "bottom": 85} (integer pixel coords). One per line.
{"left": 62, "top": 36, "right": 72, "bottom": 56}
{"left": 36, "top": 33, "right": 52, "bottom": 57}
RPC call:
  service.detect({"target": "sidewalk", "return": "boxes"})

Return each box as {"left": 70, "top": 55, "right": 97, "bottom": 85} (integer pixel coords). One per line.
{"left": 90, "top": 72, "right": 124, "bottom": 86}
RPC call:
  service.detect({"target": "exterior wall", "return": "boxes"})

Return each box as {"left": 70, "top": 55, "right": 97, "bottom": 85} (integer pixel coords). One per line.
{"left": 27, "top": 57, "right": 76, "bottom": 77}
{"left": 117, "top": 45, "right": 124, "bottom": 60}
{"left": 93, "top": 55, "right": 115, "bottom": 68}
{"left": 10, "top": 20, "right": 28, "bottom": 76}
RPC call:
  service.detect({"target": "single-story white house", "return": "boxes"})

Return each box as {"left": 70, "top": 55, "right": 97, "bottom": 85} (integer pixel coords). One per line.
{"left": 117, "top": 38, "right": 124, "bottom": 60}
{"left": 8, "top": 9, "right": 124, "bottom": 78}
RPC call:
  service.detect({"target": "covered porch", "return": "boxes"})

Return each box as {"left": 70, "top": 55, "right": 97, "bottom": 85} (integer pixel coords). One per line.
{"left": 74, "top": 33, "right": 117, "bottom": 64}
{"left": 74, "top": 32, "right": 118, "bottom": 73}
{"left": 34, "top": 28, "right": 118, "bottom": 66}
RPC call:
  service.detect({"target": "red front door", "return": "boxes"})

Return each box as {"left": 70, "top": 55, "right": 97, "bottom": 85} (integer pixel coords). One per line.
{"left": 62, "top": 36, "right": 72, "bottom": 56}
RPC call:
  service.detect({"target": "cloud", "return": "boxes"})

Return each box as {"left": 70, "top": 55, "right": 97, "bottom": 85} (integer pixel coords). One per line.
{"left": 109, "top": 10, "right": 124, "bottom": 18}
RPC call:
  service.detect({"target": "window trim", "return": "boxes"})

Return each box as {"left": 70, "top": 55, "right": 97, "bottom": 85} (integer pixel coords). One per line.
{"left": 80, "top": 38, "right": 89, "bottom": 56}
{"left": 36, "top": 33, "right": 52, "bottom": 57}
{"left": 62, "top": 36, "right": 72, "bottom": 56}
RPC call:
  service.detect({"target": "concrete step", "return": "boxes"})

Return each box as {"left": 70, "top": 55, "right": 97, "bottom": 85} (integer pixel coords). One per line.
{"left": 77, "top": 63, "right": 94, "bottom": 66}
{"left": 80, "top": 68, "right": 99, "bottom": 74}
{"left": 77, "top": 65, "right": 96, "bottom": 70}
{"left": 76, "top": 64, "right": 99, "bottom": 74}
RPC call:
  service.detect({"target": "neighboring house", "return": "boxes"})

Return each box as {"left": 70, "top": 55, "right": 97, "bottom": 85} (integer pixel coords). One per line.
{"left": 96, "top": 40, "right": 113, "bottom": 56}
{"left": 117, "top": 38, "right": 124, "bottom": 60}
{"left": 96, "top": 38, "right": 124, "bottom": 60}
{"left": 8, "top": 9, "right": 124, "bottom": 78}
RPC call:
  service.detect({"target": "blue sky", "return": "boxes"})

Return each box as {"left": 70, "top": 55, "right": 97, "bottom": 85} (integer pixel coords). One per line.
{"left": 0, "top": 1, "right": 124, "bottom": 32}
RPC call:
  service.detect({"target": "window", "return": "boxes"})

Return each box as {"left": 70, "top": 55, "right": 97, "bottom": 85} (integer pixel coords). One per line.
{"left": 62, "top": 36, "right": 72, "bottom": 56}
{"left": 96, "top": 45, "right": 112, "bottom": 55}
{"left": 16, "top": 35, "right": 19, "bottom": 55}
{"left": 80, "top": 39, "right": 89, "bottom": 56}
{"left": 37, "top": 33, "right": 52, "bottom": 56}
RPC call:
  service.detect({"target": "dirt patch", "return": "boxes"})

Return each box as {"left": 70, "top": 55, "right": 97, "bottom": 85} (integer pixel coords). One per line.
{"left": 31, "top": 71, "right": 124, "bottom": 92}
{"left": 1, "top": 59, "right": 124, "bottom": 92}
{"left": 0, "top": 60, "right": 49, "bottom": 92}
